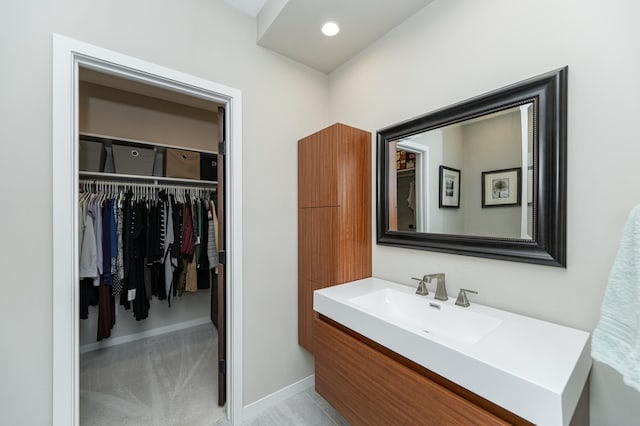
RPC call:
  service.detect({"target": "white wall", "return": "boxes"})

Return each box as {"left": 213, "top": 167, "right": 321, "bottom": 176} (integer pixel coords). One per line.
{"left": 441, "top": 126, "right": 463, "bottom": 233}
{"left": 461, "top": 111, "right": 522, "bottom": 238}
{"left": 328, "top": 0, "right": 640, "bottom": 424}
{"left": 411, "top": 128, "right": 465, "bottom": 234}
{"left": 79, "top": 81, "right": 220, "bottom": 152}
{"left": 0, "top": 0, "right": 328, "bottom": 424}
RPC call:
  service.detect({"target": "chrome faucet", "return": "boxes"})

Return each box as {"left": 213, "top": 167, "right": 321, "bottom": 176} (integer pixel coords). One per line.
{"left": 455, "top": 288, "right": 478, "bottom": 307}
{"left": 411, "top": 276, "right": 429, "bottom": 296}
{"left": 423, "top": 273, "right": 448, "bottom": 301}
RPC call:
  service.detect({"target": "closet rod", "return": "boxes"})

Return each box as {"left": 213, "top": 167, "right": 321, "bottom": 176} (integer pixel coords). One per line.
{"left": 79, "top": 179, "right": 216, "bottom": 194}
{"left": 79, "top": 171, "right": 217, "bottom": 187}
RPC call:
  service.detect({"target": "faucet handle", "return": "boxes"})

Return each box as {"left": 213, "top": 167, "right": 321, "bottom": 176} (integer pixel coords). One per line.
{"left": 411, "top": 277, "right": 429, "bottom": 296}
{"left": 455, "top": 288, "right": 478, "bottom": 307}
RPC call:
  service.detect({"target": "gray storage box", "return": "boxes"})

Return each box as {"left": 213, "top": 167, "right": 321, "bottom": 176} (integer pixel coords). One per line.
{"left": 79, "top": 139, "right": 105, "bottom": 172}
{"left": 103, "top": 145, "right": 115, "bottom": 173}
{"left": 112, "top": 144, "right": 155, "bottom": 176}
{"left": 152, "top": 147, "right": 165, "bottom": 177}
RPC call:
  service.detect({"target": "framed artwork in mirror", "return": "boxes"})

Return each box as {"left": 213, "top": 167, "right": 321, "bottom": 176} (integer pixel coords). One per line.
{"left": 439, "top": 165, "right": 460, "bottom": 208}
{"left": 482, "top": 168, "right": 521, "bottom": 207}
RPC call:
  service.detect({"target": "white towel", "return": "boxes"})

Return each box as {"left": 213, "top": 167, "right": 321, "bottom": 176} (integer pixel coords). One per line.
{"left": 592, "top": 205, "right": 640, "bottom": 391}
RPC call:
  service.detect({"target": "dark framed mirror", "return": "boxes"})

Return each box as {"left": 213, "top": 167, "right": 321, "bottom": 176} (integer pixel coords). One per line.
{"left": 377, "top": 67, "right": 567, "bottom": 266}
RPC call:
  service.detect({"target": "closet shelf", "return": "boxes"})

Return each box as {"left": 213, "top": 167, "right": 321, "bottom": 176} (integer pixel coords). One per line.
{"left": 80, "top": 132, "right": 219, "bottom": 155}
{"left": 80, "top": 171, "right": 217, "bottom": 186}
{"left": 397, "top": 168, "right": 416, "bottom": 173}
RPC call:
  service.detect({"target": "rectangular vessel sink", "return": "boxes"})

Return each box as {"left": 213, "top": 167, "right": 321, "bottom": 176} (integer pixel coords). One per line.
{"left": 314, "top": 277, "right": 591, "bottom": 426}
{"left": 349, "top": 288, "right": 502, "bottom": 346}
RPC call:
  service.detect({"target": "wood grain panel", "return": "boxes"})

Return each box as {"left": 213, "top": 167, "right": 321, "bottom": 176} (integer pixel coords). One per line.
{"left": 297, "top": 277, "right": 315, "bottom": 352}
{"left": 298, "top": 207, "right": 339, "bottom": 350}
{"left": 298, "top": 126, "right": 338, "bottom": 208}
{"left": 336, "top": 123, "right": 372, "bottom": 283}
{"left": 298, "top": 207, "right": 339, "bottom": 285}
{"left": 298, "top": 278, "right": 335, "bottom": 352}
{"left": 298, "top": 123, "right": 372, "bottom": 351}
{"left": 315, "top": 317, "right": 530, "bottom": 426}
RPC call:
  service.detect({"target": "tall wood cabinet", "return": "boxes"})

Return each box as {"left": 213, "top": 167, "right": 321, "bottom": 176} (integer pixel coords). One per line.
{"left": 298, "top": 123, "right": 372, "bottom": 352}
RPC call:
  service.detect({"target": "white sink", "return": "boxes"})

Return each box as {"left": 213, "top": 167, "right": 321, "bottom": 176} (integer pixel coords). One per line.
{"left": 314, "top": 277, "right": 591, "bottom": 426}
{"left": 349, "top": 288, "right": 502, "bottom": 346}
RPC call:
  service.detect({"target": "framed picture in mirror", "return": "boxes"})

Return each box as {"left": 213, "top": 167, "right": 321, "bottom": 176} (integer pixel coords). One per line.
{"left": 482, "top": 168, "right": 521, "bottom": 207}
{"left": 439, "top": 165, "right": 460, "bottom": 208}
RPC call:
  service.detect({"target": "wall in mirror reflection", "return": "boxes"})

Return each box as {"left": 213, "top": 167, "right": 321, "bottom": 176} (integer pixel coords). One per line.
{"left": 389, "top": 103, "right": 534, "bottom": 240}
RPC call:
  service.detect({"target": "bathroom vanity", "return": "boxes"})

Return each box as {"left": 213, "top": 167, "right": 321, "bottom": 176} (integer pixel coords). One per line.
{"left": 313, "top": 278, "right": 591, "bottom": 425}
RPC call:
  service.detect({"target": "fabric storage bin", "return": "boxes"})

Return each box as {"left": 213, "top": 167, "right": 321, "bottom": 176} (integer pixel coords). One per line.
{"left": 200, "top": 153, "right": 218, "bottom": 181}
{"left": 103, "top": 144, "right": 115, "bottom": 173}
{"left": 152, "top": 147, "right": 165, "bottom": 177}
{"left": 79, "top": 139, "right": 105, "bottom": 172}
{"left": 166, "top": 148, "right": 200, "bottom": 180}
{"left": 112, "top": 144, "right": 155, "bottom": 176}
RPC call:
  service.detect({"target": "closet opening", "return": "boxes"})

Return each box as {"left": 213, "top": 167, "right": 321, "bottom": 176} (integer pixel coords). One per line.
{"left": 77, "top": 68, "right": 227, "bottom": 424}
{"left": 52, "top": 34, "right": 244, "bottom": 426}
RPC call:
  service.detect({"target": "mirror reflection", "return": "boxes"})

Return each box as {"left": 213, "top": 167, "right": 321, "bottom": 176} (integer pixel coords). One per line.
{"left": 388, "top": 103, "right": 534, "bottom": 240}
{"left": 377, "top": 67, "right": 566, "bottom": 266}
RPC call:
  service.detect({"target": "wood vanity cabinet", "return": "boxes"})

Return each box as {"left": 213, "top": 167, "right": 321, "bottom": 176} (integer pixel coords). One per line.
{"left": 315, "top": 316, "right": 533, "bottom": 426}
{"left": 298, "top": 123, "right": 372, "bottom": 352}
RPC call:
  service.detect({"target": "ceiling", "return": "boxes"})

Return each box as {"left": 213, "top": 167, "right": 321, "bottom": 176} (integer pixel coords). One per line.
{"left": 224, "top": 0, "right": 267, "bottom": 16}
{"left": 225, "top": 0, "right": 434, "bottom": 74}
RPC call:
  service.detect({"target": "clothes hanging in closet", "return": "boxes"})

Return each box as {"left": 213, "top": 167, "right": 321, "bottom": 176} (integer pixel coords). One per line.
{"left": 78, "top": 183, "right": 218, "bottom": 341}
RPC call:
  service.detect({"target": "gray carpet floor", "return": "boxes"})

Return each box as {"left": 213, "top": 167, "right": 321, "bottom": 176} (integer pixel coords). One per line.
{"left": 80, "top": 323, "right": 224, "bottom": 426}
{"left": 80, "top": 323, "right": 348, "bottom": 425}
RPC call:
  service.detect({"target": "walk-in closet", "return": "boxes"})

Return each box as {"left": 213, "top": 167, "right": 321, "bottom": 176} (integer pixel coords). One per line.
{"left": 77, "top": 68, "right": 226, "bottom": 425}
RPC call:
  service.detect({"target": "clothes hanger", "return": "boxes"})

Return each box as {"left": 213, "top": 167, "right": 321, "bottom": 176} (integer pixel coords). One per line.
{"left": 79, "top": 182, "right": 89, "bottom": 202}
{"left": 96, "top": 182, "right": 103, "bottom": 205}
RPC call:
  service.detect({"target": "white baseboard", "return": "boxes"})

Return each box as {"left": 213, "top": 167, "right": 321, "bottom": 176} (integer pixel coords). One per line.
{"left": 79, "top": 317, "right": 212, "bottom": 353}
{"left": 242, "top": 375, "right": 315, "bottom": 420}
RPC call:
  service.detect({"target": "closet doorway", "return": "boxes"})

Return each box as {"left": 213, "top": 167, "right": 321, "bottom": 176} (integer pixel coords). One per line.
{"left": 52, "top": 35, "right": 244, "bottom": 426}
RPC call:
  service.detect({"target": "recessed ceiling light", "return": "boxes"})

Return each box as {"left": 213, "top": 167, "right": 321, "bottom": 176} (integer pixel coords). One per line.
{"left": 321, "top": 21, "right": 340, "bottom": 37}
